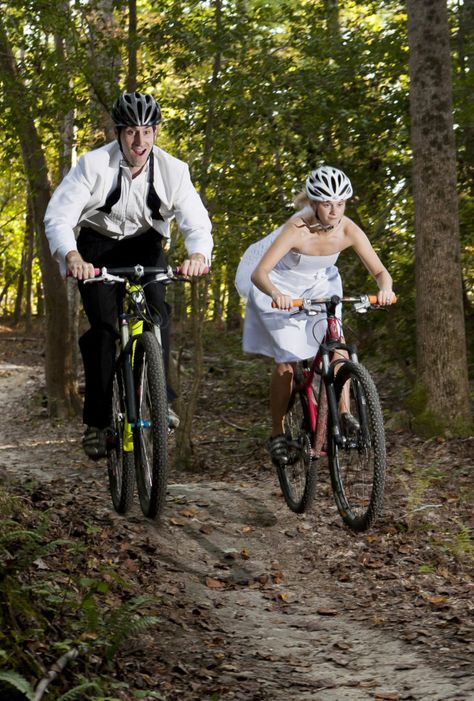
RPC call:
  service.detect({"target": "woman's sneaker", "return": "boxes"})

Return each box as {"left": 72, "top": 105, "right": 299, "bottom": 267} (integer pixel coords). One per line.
{"left": 267, "top": 434, "right": 289, "bottom": 467}
{"left": 340, "top": 412, "right": 360, "bottom": 436}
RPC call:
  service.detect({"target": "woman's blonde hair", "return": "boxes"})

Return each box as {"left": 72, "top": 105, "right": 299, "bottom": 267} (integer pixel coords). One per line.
{"left": 293, "top": 190, "right": 311, "bottom": 210}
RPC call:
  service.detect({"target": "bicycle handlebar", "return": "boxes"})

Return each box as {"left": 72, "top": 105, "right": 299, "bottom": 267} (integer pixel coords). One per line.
{"left": 271, "top": 294, "right": 397, "bottom": 310}
{"left": 68, "top": 264, "right": 210, "bottom": 283}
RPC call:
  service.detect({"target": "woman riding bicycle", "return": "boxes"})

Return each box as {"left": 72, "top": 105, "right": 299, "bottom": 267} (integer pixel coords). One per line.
{"left": 236, "top": 165, "right": 395, "bottom": 467}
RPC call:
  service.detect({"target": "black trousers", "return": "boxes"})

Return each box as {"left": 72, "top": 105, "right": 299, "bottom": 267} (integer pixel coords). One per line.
{"left": 77, "top": 227, "right": 174, "bottom": 429}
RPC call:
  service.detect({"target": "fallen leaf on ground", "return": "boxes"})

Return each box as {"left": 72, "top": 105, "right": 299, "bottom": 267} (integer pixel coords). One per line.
{"left": 205, "top": 577, "right": 226, "bottom": 589}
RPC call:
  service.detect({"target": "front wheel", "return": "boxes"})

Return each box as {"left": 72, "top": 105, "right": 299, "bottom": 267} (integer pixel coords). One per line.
{"left": 133, "top": 331, "right": 169, "bottom": 519}
{"left": 328, "top": 361, "right": 386, "bottom": 532}
{"left": 277, "top": 377, "right": 317, "bottom": 514}
{"left": 107, "top": 366, "right": 135, "bottom": 514}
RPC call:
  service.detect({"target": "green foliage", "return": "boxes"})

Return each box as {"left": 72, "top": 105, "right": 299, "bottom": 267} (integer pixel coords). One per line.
{"left": 0, "top": 670, "right": 34, "bottom": 700}
{"left": 403, "top": 384, "right": 445, "bottom": 437}
{"left": 431, "top": 522, "right": 474, "bottom": 565}
{"left": 0, "top": 0, "right": 471, "bottom": 424}
{"left": 395, "top": 450, "right": 445, "bottom": 520}
{"left": 403, "top": 383, "right": 473, "bottom": 438}
{"left": 0, "top": 485, "right": 161, "bottom": 699}
{"left": 418, "top": 563, "right": 435, "bottom": 574}
{"left": 77, "top": 585, "right": 160, "bottom": 663}
{"left": 56, "top": 681, "right": 103, "bottom": 700}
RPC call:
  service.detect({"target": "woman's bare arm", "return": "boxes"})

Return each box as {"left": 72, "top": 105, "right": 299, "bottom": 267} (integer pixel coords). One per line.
{"left": 346, "top": 221, "right": 394, "bottom": 305}
{"left": 250, "top": 222, "right": 301, "bottom": 309}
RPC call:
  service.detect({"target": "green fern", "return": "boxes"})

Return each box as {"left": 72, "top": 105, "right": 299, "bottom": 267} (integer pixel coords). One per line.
{"left": 106, "top": 614, "right": 160, "bottom": 660}
{"left": 56, "top": 680, "right": 103, "bottom": 700}
{"left": 0, "top": 670, "right": 34, "bottom": 700}
{"left": 97, "top": 595, "right": 160, "bottom": 660}
{"left": 453, "top": 523, "right": 474, "bottom": 560}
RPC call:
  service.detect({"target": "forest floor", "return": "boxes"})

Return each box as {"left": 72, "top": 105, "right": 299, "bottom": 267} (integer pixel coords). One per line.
{"left": 0, "top": 319, "right": 473, "bottom": 701}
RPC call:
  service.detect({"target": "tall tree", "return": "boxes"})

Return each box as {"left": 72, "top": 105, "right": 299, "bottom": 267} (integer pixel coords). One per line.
{"left": 0, "top": 14, "right": 76, "bottom": 418}
{"left": 173, "top": 0, "right": 222, "bottom": 469}
{"left": 127, "top": 0, "right": 138, "bottom": 91}
{"left": 406, "top": 0, "right": 471, "bottom": 433}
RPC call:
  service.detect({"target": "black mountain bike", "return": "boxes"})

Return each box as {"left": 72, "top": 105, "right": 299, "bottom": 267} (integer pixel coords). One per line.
{"left": 85, "top": 265, "right": 184, "bottom": 520}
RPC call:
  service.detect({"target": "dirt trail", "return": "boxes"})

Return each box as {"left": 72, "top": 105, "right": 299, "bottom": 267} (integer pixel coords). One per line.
{"left": 1, "top": 361, "right": 473, "bottom": 701}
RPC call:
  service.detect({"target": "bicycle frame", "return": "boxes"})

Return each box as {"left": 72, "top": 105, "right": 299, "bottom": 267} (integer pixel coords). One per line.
{"left": 293, "top": 298, "right": 359, "bottom": 458}
{"left": 83, "top": 263, "right": 192, "bottom": 453}
{"left": 275, "top": 291, "right": 395, "bottom": 524}
{"left": 116, "top": 279, "right": 160, "bottom": 452}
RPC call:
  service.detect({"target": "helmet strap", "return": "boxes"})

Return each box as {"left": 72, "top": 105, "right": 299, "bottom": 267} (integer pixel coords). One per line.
{"left": 116, "top": 127, "right": 124, "bottom": 154}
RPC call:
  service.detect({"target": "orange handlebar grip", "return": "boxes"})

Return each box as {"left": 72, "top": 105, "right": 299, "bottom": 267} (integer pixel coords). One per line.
{"left": 271, "top": 298, "right": 304, "bottom": 309}
{"left": 369, "top": 294, "right": 397, "bottom": 304}
{"left": 271, "top": 295, "right": 397, "bottom": 308}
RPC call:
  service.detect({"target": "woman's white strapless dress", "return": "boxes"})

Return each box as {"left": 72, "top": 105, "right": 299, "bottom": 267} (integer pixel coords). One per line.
{"left": 241, "top": 247, "right": 342, "bottom": 363}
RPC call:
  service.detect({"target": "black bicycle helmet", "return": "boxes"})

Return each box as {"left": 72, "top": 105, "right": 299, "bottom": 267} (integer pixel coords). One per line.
{"left": 306, "top": 165, "right": 353, "bottom": 201}
{"left": 111, "top": 92, "right": 162, "bottom": 127}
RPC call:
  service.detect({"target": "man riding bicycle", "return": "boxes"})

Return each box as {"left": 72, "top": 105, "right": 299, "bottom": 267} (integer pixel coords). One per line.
{"left": 44, "top": 91, "right": 213, "bottom": 459}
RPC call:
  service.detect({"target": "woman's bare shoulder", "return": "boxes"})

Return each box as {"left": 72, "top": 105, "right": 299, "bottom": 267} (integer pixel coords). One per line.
{"left": 342, "top": 216, "right": 365, "bottom": 239}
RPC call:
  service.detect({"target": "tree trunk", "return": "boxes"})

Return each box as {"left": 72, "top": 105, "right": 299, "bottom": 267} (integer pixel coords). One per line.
{"left": 173, "top": 280, "right": 207, "bottom": 470}
{"left": 456, "top": 0, "right": 474, "bottom": 194}
{"left": 55, "top": 19, "right": 83, "bottom": 414}
{"left": 83, "top": 0, "right": 121, "bottom": 141}
{"left": 127, "top": 0, "right": 138, "bottom": 92}
{"left": 225, "top": 265, "right": 242, "bottom": 331}
{"left": 173, "top": 0, "right": 222, "bottom": 469}
{"left": 0, "top": 16, "right": 74, "bottom": 418}
{"left": 24, "top": 202, "right": 34, "bottom": 330}
{"left": 406, "top": 0, "right": 471, "bottom": 433}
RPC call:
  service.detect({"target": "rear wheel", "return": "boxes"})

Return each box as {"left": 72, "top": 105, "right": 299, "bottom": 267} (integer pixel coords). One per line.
{"left": 133, "top": 331, "right": 169, "bottom": 519}
{"left": 276, "top": 374, "right": 317, "bottom": 513}
{"left": 328, "top": 361, "right": 386, "bottom": 532}
{"left": 107, "top": 366, "right": 135, "bottom": 514}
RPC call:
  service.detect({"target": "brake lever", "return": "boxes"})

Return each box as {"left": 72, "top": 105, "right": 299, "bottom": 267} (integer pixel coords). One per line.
{"left": 84, "top": 273, "right": 125, "bottom": 285}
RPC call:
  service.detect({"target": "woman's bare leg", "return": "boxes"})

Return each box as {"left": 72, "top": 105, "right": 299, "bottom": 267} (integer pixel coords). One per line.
{"left": 333, "top": 345, "right": 360, "bottom": 432}
{"left": 270, "top": 362, "right": 295, "bottom": 437}
{"left": 333, "top": 346, "right": 351, "bottom": 413}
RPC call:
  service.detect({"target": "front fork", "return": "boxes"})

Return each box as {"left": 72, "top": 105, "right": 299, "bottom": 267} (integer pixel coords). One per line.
{"left": 119, "top": 316, "right": 143, "bottom": 452}
{"left": 322, "top": 345, "right": 359, "bottom": 447}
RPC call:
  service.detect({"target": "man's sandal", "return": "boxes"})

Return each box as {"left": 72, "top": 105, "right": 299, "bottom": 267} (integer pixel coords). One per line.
{"left": 267, "top": 434, "right": 289, "bottom": 466}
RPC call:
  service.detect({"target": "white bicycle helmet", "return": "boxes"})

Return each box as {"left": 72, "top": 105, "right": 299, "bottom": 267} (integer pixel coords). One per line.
{"left": 306, "top": 166, "right": 353, "bottom": 201}
{"left": 111, "top": 92, "right": 162, "bottom": 127}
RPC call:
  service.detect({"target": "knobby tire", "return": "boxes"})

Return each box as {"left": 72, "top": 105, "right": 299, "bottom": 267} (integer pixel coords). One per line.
{"left": 107, "top": 366, "right": 135, "bottom": 514}
{"left": 328, "top": 361, "right": 386, "bottom": 531}
{"left": 133, "top": 331, "right": 169, "bottom": 519}
{"left": 277, "top": 382, "right": 317, "bottom": 514}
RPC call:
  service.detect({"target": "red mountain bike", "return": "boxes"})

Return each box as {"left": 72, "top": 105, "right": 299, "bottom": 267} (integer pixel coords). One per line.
{"left": 274, "top": 294, "right": 396, "bottom": 532}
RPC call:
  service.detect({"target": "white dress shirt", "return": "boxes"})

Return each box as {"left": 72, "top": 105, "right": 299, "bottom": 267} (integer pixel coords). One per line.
{"left": 44, "top": 141, "right": 213, "bottom": 275}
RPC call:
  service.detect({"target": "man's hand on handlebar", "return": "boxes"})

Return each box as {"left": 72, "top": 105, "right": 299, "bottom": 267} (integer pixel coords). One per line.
{"left": 66, "top": 251, "right": 96, "bottom": 280}
{"left": 180, "top": 253, "right": 208, "bottom": 278}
